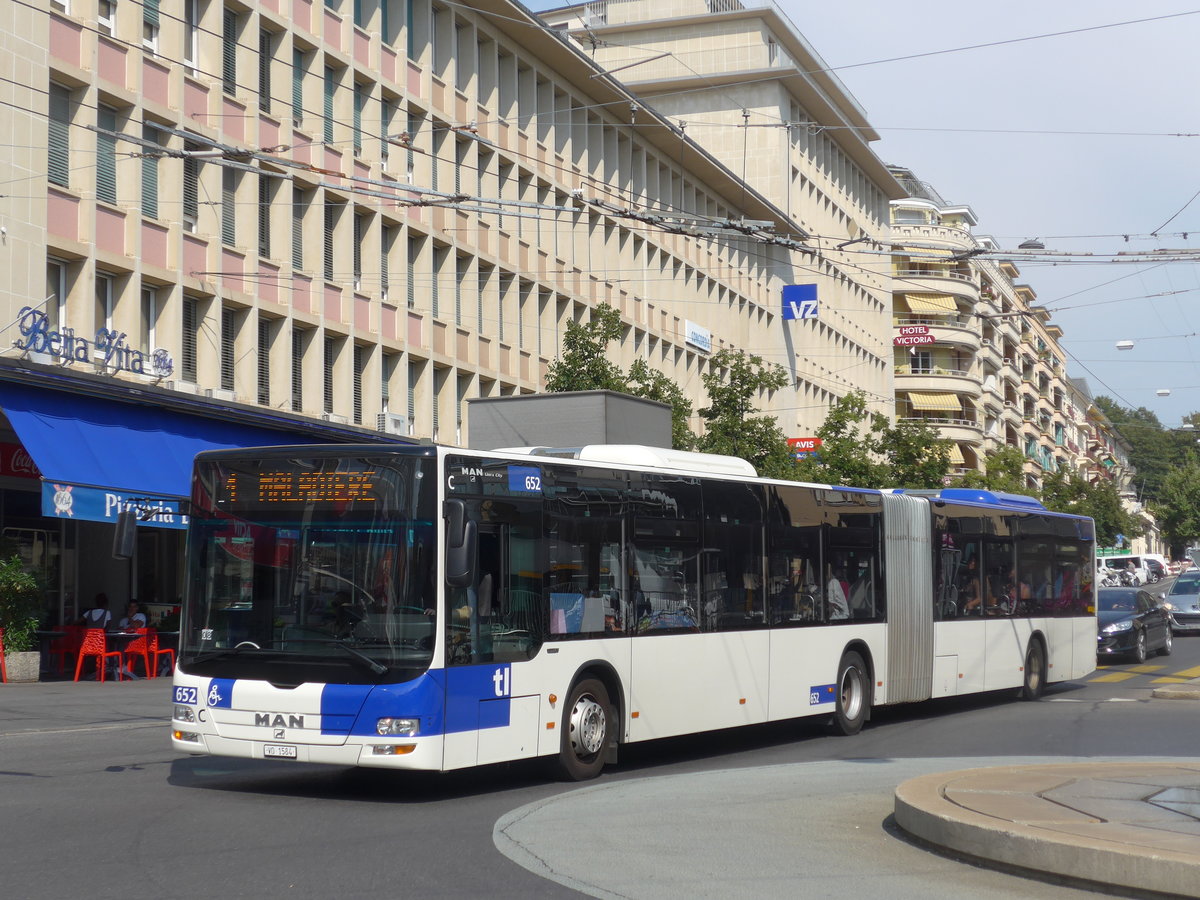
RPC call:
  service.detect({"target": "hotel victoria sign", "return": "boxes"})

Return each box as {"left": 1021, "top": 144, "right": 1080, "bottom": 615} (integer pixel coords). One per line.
{"left": 15, "top": 307, "right": 174, "bottom": 378}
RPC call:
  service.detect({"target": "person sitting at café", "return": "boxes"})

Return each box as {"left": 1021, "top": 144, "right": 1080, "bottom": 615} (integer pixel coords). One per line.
{"left": 117, "top": 601, "right": 146, "bottom": 631}
{"left": 80, "top": 593, "right": 112, "bottom": 629}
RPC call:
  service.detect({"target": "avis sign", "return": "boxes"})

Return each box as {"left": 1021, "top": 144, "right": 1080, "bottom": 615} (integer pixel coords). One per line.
{"left": 894, "top": 325, "right": 935, "bottom": 346}
{"left": 788, "top": 437, "right": 822, "bottom": 459}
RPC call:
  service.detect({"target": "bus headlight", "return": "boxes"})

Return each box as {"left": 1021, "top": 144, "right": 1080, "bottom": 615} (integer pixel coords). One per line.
{"left": 174, "top": 704, "right": 196, "bottom": 723}
{"left": 376, "top": 717, "right": 420, "bottom": 736}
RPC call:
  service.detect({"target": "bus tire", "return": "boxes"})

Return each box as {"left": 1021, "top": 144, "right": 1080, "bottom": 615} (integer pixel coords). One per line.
{"left": 555, "top": 678, "right": 610, "bottom": 781}
{"left": 832, "top": 651, "right": 869, "bottom": 736}
{"left": 1020, "top": 640, "right": 1046, "bottom": 700}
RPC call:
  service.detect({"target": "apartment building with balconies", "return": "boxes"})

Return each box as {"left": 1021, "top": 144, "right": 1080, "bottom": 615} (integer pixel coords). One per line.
{"left": 890, "top": 168, "right": 1092, "bottom": 490}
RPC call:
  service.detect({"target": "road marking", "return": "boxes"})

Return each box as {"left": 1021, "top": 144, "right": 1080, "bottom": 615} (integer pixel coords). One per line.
{"left": 1151, "top": 676, "right": 1193, "bottom": 683}
{"left": 1091, "top": 672, "right": 1137, "bottom": 682}
{"left": 1169, "top": 665, "right": 1200, "bottom": 678}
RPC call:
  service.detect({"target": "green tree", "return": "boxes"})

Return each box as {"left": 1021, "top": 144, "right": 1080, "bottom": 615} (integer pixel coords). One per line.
{"left": 1094, "top": 397, "right": 1192, "bottom": 503}
{"left": 1154, "top": 454, "right": 1200, "bottom": 549}
{"left": 792, "top": 391, "right": 950, "bottom": 488}
{"left": 957, "top": 445, "right": 1030, "bottom": 495}
{"left": 544, "top": 303, "right": 695, "bottom": 450}
{"left": 1041, "top": 468, "right": 1140, "bottom": 547}
{"left": 544, "top": 303, "right": 626, "bottom": 393}
{"left": 626, "top": 358, "right": 695, "bottom": 451}
{"left": 0, "top": 555, "right": 42, "bottom": 653}
{"left": 697, "top": 349, "right": 798, "bottom": 479}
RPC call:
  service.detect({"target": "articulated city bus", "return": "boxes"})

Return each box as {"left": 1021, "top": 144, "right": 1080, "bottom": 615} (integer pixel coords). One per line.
{"left": 170, "top": 443, "right": 1096, "bottom": 779}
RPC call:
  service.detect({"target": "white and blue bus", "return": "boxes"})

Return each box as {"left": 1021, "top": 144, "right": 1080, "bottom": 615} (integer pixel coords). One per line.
{"left": 170, "top": 443, "right": 1097, "bottom": 779}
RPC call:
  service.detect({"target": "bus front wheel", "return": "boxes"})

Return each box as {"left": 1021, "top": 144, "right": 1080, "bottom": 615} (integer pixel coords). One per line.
{"left": 555, "top": 678, "right": 611, "bottom": 781}
{"left": 832, "top": 651, "right": 869, "bottom": 736}
{"left": 1020, "top": 640, "right": 1046, "bottom": 700}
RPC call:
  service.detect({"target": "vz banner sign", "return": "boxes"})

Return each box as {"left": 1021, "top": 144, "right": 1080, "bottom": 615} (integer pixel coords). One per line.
{"left": 782, "top": 284, "right": 818, "bottom": 320}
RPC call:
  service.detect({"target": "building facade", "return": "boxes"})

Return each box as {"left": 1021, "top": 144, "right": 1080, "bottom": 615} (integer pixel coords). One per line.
{"left": 1, "top": 0, "right": 907, "bottom": 620}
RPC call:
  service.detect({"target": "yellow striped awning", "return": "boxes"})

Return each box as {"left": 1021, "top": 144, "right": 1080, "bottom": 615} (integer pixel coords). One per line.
{"left": 948, "top": 443, "right": 965, "bottom": 465}
{"left": 908, "top": 391, "right": 960, "bottom": 412}
{"left": 904, "top": 293, "right": 958, "bottom": 314}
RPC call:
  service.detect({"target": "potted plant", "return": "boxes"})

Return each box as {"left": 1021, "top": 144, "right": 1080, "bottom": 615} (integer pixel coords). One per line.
{"left": 0, "top": 555, "right": 43, "bottom": 683}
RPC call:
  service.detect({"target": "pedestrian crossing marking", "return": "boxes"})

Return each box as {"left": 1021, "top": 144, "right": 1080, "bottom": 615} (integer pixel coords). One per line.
{"left": 1090, "top": 663, "right": 1198, "bottom": 685}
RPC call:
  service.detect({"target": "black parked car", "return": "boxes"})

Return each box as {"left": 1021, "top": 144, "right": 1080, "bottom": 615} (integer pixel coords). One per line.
{"left": 1097, "top": 587, "right": 1172, "bottom": 663}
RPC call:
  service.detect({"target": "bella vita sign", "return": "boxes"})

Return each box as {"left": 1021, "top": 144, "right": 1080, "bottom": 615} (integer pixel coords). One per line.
{"left": 14, "top": 307, "right": 174, "bottom": 378}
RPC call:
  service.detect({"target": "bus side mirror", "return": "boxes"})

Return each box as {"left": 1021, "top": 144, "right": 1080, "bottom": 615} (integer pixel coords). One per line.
{"left": 443, "top": 499, "right": 477, "bottom": 587}
{"left": 113, "top": 508, "right": 137, "bottom": 559}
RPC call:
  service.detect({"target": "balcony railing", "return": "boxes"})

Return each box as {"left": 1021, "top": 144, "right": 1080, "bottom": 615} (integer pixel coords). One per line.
{"left": 894, "top": 365, "right": 972, "bottom": 377}
{"left": 893, "top": 268, "right": 976, "bottom": 285}
{"left": 893, "top": 314, "right": 972, "bottom": 328}
{"left": 899, "top": 415, "right": 978, "bottom": 428}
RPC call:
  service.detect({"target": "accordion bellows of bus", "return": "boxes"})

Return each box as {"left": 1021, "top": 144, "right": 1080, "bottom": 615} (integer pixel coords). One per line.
{"left": 170, "top": 443, "right": 1097, "bottom": 780}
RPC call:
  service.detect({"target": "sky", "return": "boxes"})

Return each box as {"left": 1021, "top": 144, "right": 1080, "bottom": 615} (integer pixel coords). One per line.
{"left": 528, "top": 1, "right": 1200, "bottom": 428}
{"left": 786, "top": 2, "right": 1200, "bottom": 427}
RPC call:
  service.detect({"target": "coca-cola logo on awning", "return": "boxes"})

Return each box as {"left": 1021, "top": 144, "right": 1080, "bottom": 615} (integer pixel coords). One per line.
{"left": 0, "top": 443, "right": 40, "bottom": 479}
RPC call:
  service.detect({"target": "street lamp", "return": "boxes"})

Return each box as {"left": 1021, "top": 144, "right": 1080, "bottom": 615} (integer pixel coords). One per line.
{"left": 1116, "top": 340, "right": 1135, "bottom": 351}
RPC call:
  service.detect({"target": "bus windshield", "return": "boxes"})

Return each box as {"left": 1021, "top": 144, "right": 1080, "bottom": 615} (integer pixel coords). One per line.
{"left": 179, "top": 451, "right": 437, "bottom": 684}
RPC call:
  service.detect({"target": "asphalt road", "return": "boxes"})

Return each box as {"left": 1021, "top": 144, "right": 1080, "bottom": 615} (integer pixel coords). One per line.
{"left": 2, "top": 627, "right": 1198, "bottom": 900}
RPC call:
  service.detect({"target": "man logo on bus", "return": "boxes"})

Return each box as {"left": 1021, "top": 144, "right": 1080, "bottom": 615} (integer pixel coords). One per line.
{"left": 492, "top": 665, "right": 511, "bottom": 698}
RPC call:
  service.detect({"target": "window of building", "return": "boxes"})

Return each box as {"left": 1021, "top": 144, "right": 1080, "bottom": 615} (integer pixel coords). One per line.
{"left": 181, "top": 296, "right": 198, "bottom": 381}
{"left": 353, "top": 211, "right": 366, "bottom": 290}
{"left": 46, "top": 259, "right": 68, "bottom": 332}
{"left": 143, "top": 0, "right": 159, "bottom": 53}
{"left": 407, "top": 359, "right": 418, "bottom": 429}
{"left": 98, "top": 0, "right": 115, "bottom": 36}
{"left": 220, "top": 306, "right": 236, "bottom": 391}
{"left": 258, "top": 30, "right": 273, "bottom": 113}
{"left": 352, "top": 344, "right": 365, "bottom": 424}
{"left": 407, "top": 233, "right": 420, "bottom": 308}
{"left": 95, "top": 271, "right": 114, "bottom": 333}
{"left": 96, "top": 105, "right": 118, "bottom": 205}
{"left": 222, "top": 9, "right": 239, "bottom": 96}
{"left": 183, "top": 0, "right": 198, "bottom": 71}
{"left": 323, "top": 66, "right": 337, "bottom": 144}
{"left": 257, "top": 318, "right": 271, "bottom": 405}
{"left": 292, "top": 49, "right": 306, "bottom": 120}
{"left": 141, "top": 123, "right": 160, "bottom": 219}
{"left": 380, "top": 223, "right": 394, "bottom": 300}
{"left": 48, "top": 84, "right": 70, "bottom": 188}
{"left": 221, "top": 168, "right": 237, "bottom": 246}
{"left": 323, "top": 200, "right": 337, "bottom": 281}
{"left": 291, "top": 325, "right": 304, "bottom": 410}
{"left": 292, "top": 186, "right": 307, "bottom": 270}
{"left": 140, "top": 285, "right": 157, "bottom": 349}
{"left": 323, "top": 335, "right": 336, "bottom": 414}
{"left": 183, "top": 140, "right": 202, "bottom": 231}
{"left": 258, "top": 175, "right": 272, "bottom": 258}
{"left": 353, "top": 83, "right": 365, "bottom": 156}
{"left": 431, "top": 244, "right": 447, "bottom": 318}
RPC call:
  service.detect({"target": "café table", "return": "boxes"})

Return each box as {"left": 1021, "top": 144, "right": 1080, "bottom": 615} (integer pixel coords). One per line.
{"left": 33, "top": 630, "right": 66, "bottom": 679}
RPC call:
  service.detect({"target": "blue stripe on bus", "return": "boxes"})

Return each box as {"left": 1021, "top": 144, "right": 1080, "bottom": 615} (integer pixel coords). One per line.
{"left": 319, "top": 664, "right": 514, "bottom": 737}
{"left": 809, "top": 684, "right": 836, "bottom": 705}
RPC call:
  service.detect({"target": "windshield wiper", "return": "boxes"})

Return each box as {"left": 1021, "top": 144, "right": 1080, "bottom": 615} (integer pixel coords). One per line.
{"left": 188, "top": 643, "right": 266, "bottom": 665}
{"left": 332, "top": 641, "right": 389, "bottom": 675}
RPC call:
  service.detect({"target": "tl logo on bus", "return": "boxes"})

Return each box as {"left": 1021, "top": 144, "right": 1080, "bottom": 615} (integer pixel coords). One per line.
{"left": 492, "top": 665, "right": 512, "bottom": 697}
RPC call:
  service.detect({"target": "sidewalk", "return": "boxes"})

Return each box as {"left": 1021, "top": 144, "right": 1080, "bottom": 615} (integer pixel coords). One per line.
{"left": 894, "top": 761, "right": 1200, "bottom": 898}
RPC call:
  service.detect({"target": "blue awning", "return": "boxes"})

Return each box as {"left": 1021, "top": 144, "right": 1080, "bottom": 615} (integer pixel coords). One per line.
{"left": 0, "top": 382, "right": 325, "bottom": 498}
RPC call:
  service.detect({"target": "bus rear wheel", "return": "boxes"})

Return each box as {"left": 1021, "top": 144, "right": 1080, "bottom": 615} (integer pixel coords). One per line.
{"left": 832, "top": 651, "right": 869, "bottom": 736}
{"left": 555, "top": 678, "right": 611, "bottom": 781}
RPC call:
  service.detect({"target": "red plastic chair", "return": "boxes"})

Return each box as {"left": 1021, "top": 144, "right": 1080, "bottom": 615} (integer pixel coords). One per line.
{"left": 149, "top": 629, "right": 175, "bottom": 678}
{"left": 49, "top": 625, "right": 84, "bottom": 675}
{"left": 0, "top": 627, "right": 7, "bottom": 683}
{"left": 122, "top": 628, "right": 153, "bottom": 678}
{"left": 73, "top": 628, "right": 124, "bottom": 682}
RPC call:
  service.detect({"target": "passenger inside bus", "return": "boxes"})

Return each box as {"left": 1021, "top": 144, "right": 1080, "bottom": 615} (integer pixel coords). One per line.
{"left": 826, "top": 565, "right": 850, "bottom": 620}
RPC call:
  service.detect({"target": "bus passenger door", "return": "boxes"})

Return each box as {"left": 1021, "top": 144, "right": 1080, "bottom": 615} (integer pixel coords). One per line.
{"left": 442, "top": 509, "right": 545, "bottom": 770}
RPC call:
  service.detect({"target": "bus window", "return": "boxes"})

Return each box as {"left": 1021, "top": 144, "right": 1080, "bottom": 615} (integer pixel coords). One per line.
{"left": 701, "top": 480, "right": 766, "bottom": 631}
{"left": 822, "top": 492, "right": 883, "bottom": 623}
{"left": 629, "top": 472, "right": 701, "bottom": 634}
{"left": 766, "top": 485, "right": 821, "bottom": 626}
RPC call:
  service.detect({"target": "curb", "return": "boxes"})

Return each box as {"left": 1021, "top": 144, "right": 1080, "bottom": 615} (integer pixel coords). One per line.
{"left": 1151, "top": 686, "right": 1200, "bottom": 700}
{"left": 894, "top": 764, "right": 1200, "bottom": 899}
